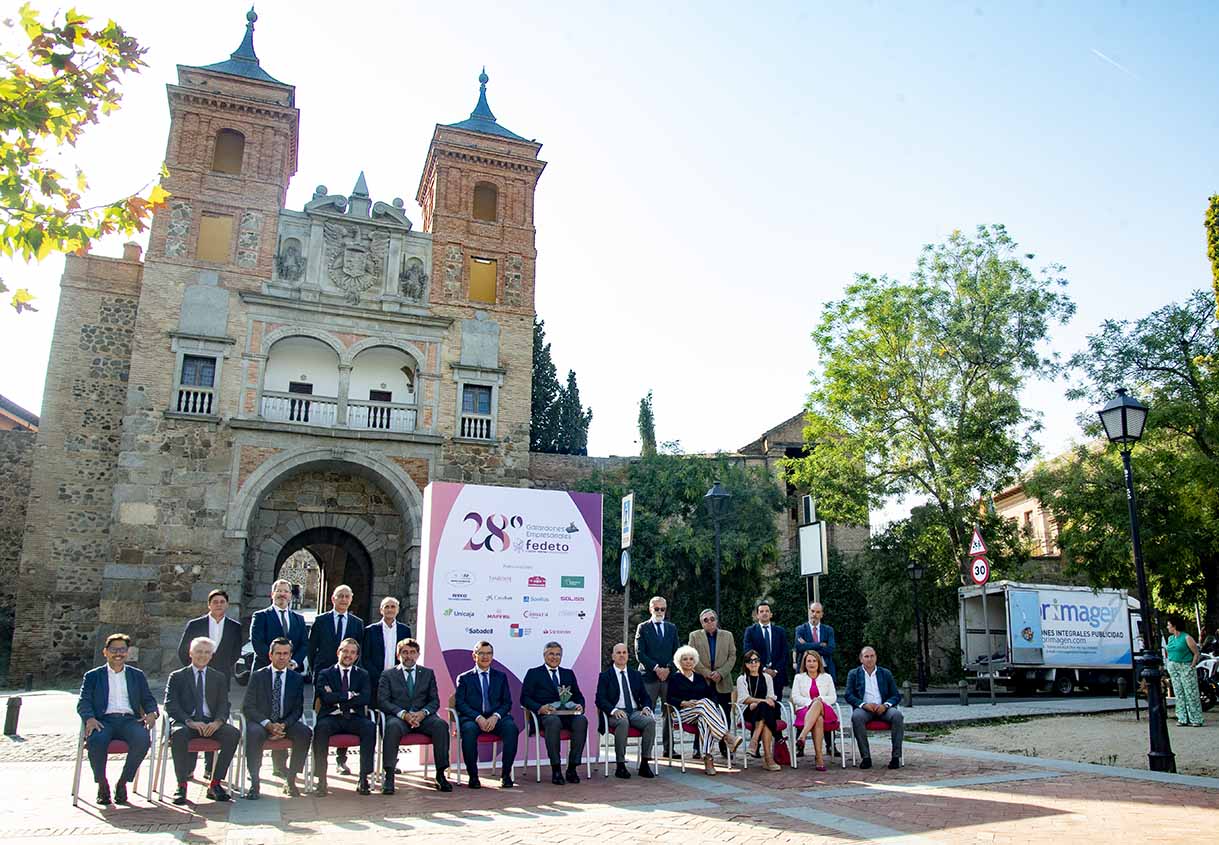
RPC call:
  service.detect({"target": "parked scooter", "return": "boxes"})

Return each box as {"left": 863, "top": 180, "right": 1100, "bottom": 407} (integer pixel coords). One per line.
{"left": 1197, "top": 651, "right": 1218, "bottom": 711}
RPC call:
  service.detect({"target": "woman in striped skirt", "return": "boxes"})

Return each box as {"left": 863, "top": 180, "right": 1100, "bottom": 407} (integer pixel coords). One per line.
{"left": 667, "top": 645, "right": 742, "bottom": 775}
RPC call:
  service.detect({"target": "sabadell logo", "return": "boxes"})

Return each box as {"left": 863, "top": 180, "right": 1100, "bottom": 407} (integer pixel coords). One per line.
{"left": 465, "top": 627, "right": 493, "bottom": 635}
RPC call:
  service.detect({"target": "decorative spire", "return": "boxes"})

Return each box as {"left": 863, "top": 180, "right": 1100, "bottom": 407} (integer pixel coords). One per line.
{"left": 444, "top": 67, "right": 529, "bottom": 141}
{"left": 352, "top": 171, "right": 369, "bottom": 197}
{"left": 470, "top": 66, "right": 496, "bottom": 121}
{"left": 232, "top": 7, "right": 259, "bottom": 62}
{"left": 194, "top": 6, "right": 286, "bottom": 86}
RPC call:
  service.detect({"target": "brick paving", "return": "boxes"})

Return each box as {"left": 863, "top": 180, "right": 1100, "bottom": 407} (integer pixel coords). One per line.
{"left": 2, "top": 732, "right": 1215, "bottom": 844}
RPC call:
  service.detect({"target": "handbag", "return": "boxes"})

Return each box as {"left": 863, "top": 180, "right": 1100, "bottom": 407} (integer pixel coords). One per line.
{"left": 772, "top": 736, "right": 791, "bottom": 766}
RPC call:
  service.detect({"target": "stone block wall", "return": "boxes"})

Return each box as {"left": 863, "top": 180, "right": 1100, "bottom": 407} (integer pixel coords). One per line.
{"left": 0, "top": 429, "right": 34, "bottom": 678}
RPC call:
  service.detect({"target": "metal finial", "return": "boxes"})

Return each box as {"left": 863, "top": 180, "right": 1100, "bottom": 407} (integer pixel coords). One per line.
{"left": 479, "top": 66, "right": 489, "bottom": 86}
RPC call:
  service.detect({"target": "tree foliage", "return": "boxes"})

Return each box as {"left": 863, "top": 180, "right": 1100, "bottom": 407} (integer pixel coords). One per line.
{"left": 1207, "top": 194, "right": 1219, "bottom": 313}
{"left": 786, "top": 225, "right": 1074, "bottom": 570}
{"left": 637, "top": 390, "right": 656, "bottom": 457}
{"left": 1, "top": 4, "right": 167, "bottom": 310}
{"left": 555, "top": 369, "right": 592, "bottom": 456}
{"left": 530, "top": 318, "right": 561, "bottom": 451}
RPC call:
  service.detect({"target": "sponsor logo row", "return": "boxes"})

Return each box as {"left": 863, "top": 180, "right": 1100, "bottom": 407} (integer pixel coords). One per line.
{"left": 466, "top": 625, "right": 575, "bottom": 637}
{"left": 445, "top": 571, "right": 586, "bottom": 590}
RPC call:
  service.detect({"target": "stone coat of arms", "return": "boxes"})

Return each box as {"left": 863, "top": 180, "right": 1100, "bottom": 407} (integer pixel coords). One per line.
{"left": 324, "top": 221, "right": 388, "bottom": 303}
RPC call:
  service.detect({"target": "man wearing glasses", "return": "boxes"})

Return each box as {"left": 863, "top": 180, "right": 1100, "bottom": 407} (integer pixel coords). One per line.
{"left": 454, "top": 641, "right": 518, "bottom": 788}
{"left": 688, "top": 608, "right": 737, "bottom": 758}
{"left": 633, "top": 595, "right": 678, "bottom": 756}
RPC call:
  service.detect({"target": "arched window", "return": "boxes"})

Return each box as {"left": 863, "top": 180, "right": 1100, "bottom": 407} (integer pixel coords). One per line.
{"left": 212, "top": 129, "right": 245, "bottom": 174}
{"left": 473, "top": 182, "right": 498, "bottom": 222}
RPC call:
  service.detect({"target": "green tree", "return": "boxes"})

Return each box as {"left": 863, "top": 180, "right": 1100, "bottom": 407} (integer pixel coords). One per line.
{"left": 786, "top": 224, "right": 1074, "bottom": 570}
{"left": 1207, "top": 194, "right": 1219, "bottom": 312}
{"left": 1, "top": 4, "right": 167, "bottom": 311}
{"left": 530, "top": 317, "right": 561, "bottom": 452}
{"left": 554, "top": 369, "right": 592, "bottom": 455}
{"left": 637, "top": 390, "right": 656, "bottom": 457}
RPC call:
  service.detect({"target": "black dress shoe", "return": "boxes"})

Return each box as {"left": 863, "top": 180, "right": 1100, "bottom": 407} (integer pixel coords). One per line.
{"left": 381, "top": 774, "right": 395, "bottom": 795}
{"left": 114, "top": 781, "right": 128, "bottom": 805}
{"left": 285, "top": 777, "right": 301, "bottom": 797}
{"left": 207, "top": 784, "right": 232, "bottom": 802}
{"left": 172, "top": 784, "right": 188, "bottom": 805}
{"left": 500, "top": 776, "right": 514, "bottom": 789}
{"left": 96, "top": 782, "right": 112, "bottom": 805}
{"left": 245, "top": 781, "right": 261, "bottom": 800}
{"left": 888, "top": 757, "right": 901, "bottom": 770}
{"left": 565, "top": 767, "right": 580, "bottom": 784}
{"left": 796, "top": 741, "right": 805, "bottom": 758}
{"left": 357, "top": 777, "right": 371, "bottom": 795}
{"left": 467, "top": 775, "right": 482, "bottom": 789}
{"left": 435, "top": 773, "right": 453, "bottom": 792}
{"left": 638, "top": 761, "right": 655, "bottom": 778}
{"left": 859, "top": 757, "right": 872, "bottom": 770}
{"left": 312, "top": 780, "right": 328, "bottom": 797}
{"left": 551, "top": 770, "right": 565, "bottom": 785}
{"left": 614, "top": 763, "right": 631, "bottom": 779}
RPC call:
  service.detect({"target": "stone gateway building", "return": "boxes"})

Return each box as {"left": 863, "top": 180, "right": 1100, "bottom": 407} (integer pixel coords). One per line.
{"left": 8, "top": 13, "right": 546, "bottom": 678}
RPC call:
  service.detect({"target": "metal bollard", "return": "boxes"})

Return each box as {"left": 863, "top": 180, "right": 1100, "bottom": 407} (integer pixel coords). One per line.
{"left": 3, "top": 697, "right": 20, "bottom": 736}
{"left": 901, "top": 680, "right": 912, "bottom": 707}
{"left": 959, "top": 679, "right": 970, "bottom": 706}
{"left": 1116, "top": 676, "right": 1128, "bottom": 699}
{"left": 23, "top": 674, "right": 33, "bottom": 693}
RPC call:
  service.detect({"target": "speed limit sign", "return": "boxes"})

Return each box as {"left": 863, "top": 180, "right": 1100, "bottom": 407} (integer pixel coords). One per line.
{"left": 969, "top": 555, "right": 990, "bottom": 585}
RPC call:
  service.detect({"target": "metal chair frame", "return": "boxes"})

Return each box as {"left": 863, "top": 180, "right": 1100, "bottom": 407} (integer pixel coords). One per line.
{"left": 597, "top": 710, "right": 660, "bottom": 777}
{"left": 232, "top": 712, "right": 312, "bottom": 796}
{"left": 448, "top": 704, "right": 513, "bottom": 784}
{"left": 839, "top": 707, "right": 902, "bottom": 767}
{"left": 154, "top": 716, "right": 241, "bottom": 800}
{"left": 72, "top": 721, "right": 153, "bottom": 806}
{"left": 370, "top": 710, "right": 446, "bottom": 788}
{"left": 733, "top": 699, "right": 799, "bottom": 770}
{"left": 523, "top": 707, "right": 593, "bottom": 783}
{"left": 305, "top": 707, "right": 379, "bottom": 789}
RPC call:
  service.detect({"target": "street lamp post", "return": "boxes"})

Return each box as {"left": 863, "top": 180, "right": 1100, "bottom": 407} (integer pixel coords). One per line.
{"left": 1098, "top": 387, "right": 1175, "bottom": 773}
{"left": 704, "top": 481, "right": 731, "bottom": 621}
{"left": 907, "top": 558, "right": 928, "bottom": 692}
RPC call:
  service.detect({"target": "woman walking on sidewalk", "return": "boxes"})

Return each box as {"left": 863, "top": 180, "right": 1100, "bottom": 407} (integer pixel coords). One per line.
{"left": 1165, "top": 614, "right": 1204, "bottom": 727}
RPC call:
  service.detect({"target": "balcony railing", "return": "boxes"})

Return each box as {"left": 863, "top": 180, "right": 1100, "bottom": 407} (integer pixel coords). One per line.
{"left": 460, "top": 413, "right": 493, "bottom": 440}
{"left": 176, "top": 386, "right": 215, "bottom": 416}
{"left": 347, "top": 399, "right": 417, "bottom": 433}
{"left": 261, "top": 391, "right": 337, "bottom": 427}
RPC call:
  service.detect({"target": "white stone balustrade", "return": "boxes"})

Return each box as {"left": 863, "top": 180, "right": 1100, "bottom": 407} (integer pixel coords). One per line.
{"left": 347, "top": 399, "right": 417, "bottom": 433}
{"left": 261, "top": 390, "right": 337, "bottom": 427}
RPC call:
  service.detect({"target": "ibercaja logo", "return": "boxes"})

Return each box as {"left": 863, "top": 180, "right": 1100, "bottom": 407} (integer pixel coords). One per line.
{"left": 462, "top": 512, "right": 524, "bottom": 552}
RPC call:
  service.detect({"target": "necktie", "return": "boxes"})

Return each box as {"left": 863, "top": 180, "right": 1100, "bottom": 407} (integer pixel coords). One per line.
{"left": 550, "top": 668, "right": 560, "bottom": 690}
{"left": 619, "top": 671, "right": 633, "bottom": 711}
{"left": 813, "top": 625, "right": 820, "bottom": 644}
{"left": 406, "top": 668, "right": 415, "bottom": 699}
{"left": 480, "top": 672, "right": 490, "bottom": 713}
{"left": 195, "top": 670, "right": 205, "bottom": 719}
{"left": 341, "top": 668, "right": 349, "bottom": 696}
{"left": 279, "top": 610, "right": 289, "bottom": 636}
{"left": 763, "top": 626, "right": 772, "bottom": 662}
{"left": 336, "top": 614, "right": 344, "bottom": 641}
{"left": 654, "top": 622, "right": 662, "bottom": 639}
{"left": 271, "top": 671, "right": 283, "bottom": 721}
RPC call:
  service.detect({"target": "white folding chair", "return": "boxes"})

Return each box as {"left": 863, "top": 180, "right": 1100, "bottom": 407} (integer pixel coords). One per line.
{"left": 523, "top": 708, "right": 593, "bottom": 782}
{"left": 447, "top": 694, "right": 513, "bottom": 784}
{"left": 599, "top": 710, "right": 659, "bottom": 777}
{"left": 154, "top": 716, "right": 241, "bottom": 800}
{"left": 372, "top": 709, "right": 445, "bottom": 787}
{"left": 231, "top": 713, "right": 311, "bottom": 796}
{"left": 72, "top": 721, "right": 153, "bottom": 806}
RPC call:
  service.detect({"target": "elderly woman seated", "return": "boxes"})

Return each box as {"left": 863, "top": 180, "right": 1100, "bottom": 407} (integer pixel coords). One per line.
{"left": 667, "top": 645, "right": 742, "bottom": 775}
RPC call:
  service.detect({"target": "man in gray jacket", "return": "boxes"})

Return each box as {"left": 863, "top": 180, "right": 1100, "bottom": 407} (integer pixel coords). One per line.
{"left": 378, "top": 638, "right": 451, "bottom": 793}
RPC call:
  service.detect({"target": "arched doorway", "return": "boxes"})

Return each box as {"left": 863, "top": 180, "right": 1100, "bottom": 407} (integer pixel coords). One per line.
{"left": 274, "top": 526, "right": 375, "bottom": 623}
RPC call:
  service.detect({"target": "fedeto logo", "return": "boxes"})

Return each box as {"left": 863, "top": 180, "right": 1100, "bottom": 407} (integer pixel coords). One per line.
{"left": 463, "top": 512, "right": 524, "bottom": 553}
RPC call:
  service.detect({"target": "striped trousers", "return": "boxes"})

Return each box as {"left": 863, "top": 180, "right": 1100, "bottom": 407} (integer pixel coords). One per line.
{"left": 678, "top": 699, "right": 731, "bottom": 757}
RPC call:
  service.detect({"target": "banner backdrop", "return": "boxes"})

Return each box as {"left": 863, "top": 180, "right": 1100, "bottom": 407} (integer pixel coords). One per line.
{"left": 417, "top": 482, "right": 603, "bottom": 758}
{"left": 1008, "top": 587, "right": 1131, "bottom": 667}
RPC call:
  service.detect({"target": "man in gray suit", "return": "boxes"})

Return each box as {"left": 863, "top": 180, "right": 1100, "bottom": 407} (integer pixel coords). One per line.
{"left": 378, "top": 638, "right": 451, "bottom": 793}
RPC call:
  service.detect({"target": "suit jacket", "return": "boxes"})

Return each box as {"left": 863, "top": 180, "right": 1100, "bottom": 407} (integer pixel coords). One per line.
{"left": 77, "top": 665, "right": 158, "bottom": 721}
{"left": 454, "top": 667, "right": 512, "bottom": 721}
{"left": 164, "top": 664, "right": 231, "bottom": 727}
{"left": 378, "top": 663, "right": 440, "bottom": 719}
{"left": 315, "top": 663, "right": 371, "bottom": 718}
{"left": 594, "top": 666, "right": 652, "bottom": 727}
{"left": 844, "top": 666, "right": 901, "bottom": 709}
{"left": 307, "top": 611, "right": 365, "bottom": 679}
{"left": 794, "top": 621, "right": 836, "bottom": 680}
{"left": 666, "top": 669, "right": 713, "bottom": 707}
{"left": 520, "top": 665, "right": 585, "bottom": 714}
{"left": 177, "top": 614, "right": 243, "bottom": 678}
{"left": 634, "top": 619, "right": 679, "bottom": 682}
{"left": 250, "top": 605, "right": 307, "bottom": 671}
{"left": 743, "top": 623, "right": 790, "bottom": 694}
{"left": 689, "top": 628, "right": 737, "bottom": 694}
{"left": 243, "top": 665, "right": 305, "bottom": 727}
{"left": 361, "top": 620, "right": 413, "bottom": 687}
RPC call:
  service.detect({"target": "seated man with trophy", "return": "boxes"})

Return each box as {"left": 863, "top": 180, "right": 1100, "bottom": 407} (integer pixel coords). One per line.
{"left": 520, "top": 641, "right": 587, "bottom": 785}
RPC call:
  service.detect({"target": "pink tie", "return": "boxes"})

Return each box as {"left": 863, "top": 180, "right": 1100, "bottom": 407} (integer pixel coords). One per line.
{"left": 813, "top": 626, "right": 820, "bottom": 644}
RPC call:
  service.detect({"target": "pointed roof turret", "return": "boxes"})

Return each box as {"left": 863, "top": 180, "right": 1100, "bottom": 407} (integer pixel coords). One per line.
{"left": 352, "top": 171, "right": 370, "bottom": 197}
{"left": 196, "top": 7, "right": 287, "bottom": 85}
{"left": 444, "top": 68, "right": 528, "bottom": 141}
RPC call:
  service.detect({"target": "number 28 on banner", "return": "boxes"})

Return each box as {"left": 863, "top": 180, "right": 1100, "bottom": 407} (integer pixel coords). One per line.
{"left": 969, "top": 556, "right": 990, "bottom": 586}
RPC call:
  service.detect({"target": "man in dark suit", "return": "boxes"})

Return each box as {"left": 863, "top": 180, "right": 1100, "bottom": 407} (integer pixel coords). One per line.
{"left": 242, "top": 637, "right": 312, "bottom": 798}
{"left": 311, "top": 637, "right": 375, "bottom": 796}
{"left": 794, "top": 600, "right": 838, "bottom": 758}
{"left": 843, "top": 645, "right": 904, "bottom": 770}
{"left": 363, "top": 596, "right": 412, "bottom": 709}
{"left": 77, "top": 633, "right": 159, "bottom": 806}
{"left": 454, "top": 640, "right": 517, "bottom": 789}
{"left": 307, "top": 584, "right": 364, "bottom": 774}
{"left": 743, "top": 599, "right": 790, "bottom": 698}
{"left": 163, "top": 636, "right": 241, "bottom": 805}
{"left": 521, "top": 641, "right": 587, "bottom": 785}
{"left": 379, "top": 638, "right": 451, "bottom": 793}
{"left": 633, "top": 595, "right": 678, "bottom": 755}
{"left": 595, "top": 642, "right": 656, "bottom": 779}
{"left": 176, "top": 589, "right": 242, "bottom": 778}
{"left": 250, "top": 578, "right": 307, "bottom": 672}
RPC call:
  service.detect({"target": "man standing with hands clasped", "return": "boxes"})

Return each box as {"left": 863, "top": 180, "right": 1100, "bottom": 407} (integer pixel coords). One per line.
{"left": 634, "top": 595, "right": 678, "bottom": 756}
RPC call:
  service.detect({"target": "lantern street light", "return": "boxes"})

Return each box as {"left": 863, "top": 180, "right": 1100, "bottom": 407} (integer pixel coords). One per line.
{"left": 1098, "top": 388, "right": 1174, "bottom": 773}
{"left": 906, "top": 558, "right": 928, "bottom": 692}
{"left": 704, "top": 481, "right": 731, "bottom": 620}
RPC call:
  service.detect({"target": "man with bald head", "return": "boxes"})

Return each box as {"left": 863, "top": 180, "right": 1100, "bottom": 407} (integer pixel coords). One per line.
{"left": 843, "top": 646, "right": 904, "bottom": 770}
{"left": 595, "top": 643, "right": 656, "bottom": 779}
{"left": 794, "top": 601, "right": 837, "bottom": 757}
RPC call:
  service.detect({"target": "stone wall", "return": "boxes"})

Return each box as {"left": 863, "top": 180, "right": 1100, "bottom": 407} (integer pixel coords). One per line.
{"left": 0, "top": 429, "right": 35, "bottom": 678}
{"left": 527, "top": 452, "right": 634, "bottom": 489}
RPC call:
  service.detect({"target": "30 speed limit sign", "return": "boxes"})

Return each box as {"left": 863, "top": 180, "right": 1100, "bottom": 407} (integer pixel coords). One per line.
{"left": 969, "top": 556, "right": 990, "bottom": 585}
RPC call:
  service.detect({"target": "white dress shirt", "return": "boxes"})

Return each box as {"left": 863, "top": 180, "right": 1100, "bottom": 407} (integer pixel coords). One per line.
{"left": 381, "top": 621, "right": 397, "bottom": 671}
{"left": 106, "top": 666, "right": 133, "bottom": 715}
{"left": 791, "top": 672, "right": 837, "bottom": 709}
{"left": 862, "top": 667, "right": 882, "bottom": 705}
{"left": 208, "top": 614, "right": 225, "bottom": 647}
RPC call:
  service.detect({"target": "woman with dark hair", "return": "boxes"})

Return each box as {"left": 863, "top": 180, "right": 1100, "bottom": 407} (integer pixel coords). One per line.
{"left": 1165, "top": 614, "right": 1204, "bottom": 727}
{"left": 791, "top": 649, "right": 838, "bottom": 771}
{"left": 735, "top": 649, "right": 781, "bottom": 771}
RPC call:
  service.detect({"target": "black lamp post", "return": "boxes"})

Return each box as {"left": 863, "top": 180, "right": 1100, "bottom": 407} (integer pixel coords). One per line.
{"left": 1098, "top": 387, "right": 1175, "bottom": 773}
{"left": 907, "top": 558, "right": 928, "bottom": 692}
{"left": 704, "top": 481, "right": 731, "bottom": 620}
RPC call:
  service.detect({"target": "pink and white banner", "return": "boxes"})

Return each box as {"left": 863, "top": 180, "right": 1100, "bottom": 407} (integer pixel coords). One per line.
{"left": 417, "top": 482, "right": 603, "bottom": 752}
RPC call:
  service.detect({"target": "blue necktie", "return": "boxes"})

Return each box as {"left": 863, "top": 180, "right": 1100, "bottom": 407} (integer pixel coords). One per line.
{"left": 480, "top": 672, "right": 490, "bottom": 713}
{"left": 194, "top": 670, "right": 206, "bottom": 719}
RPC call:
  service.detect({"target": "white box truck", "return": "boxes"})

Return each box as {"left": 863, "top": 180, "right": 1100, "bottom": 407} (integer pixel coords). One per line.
{"left": 959, "top": 581, "right": 1143, "bottom": 695}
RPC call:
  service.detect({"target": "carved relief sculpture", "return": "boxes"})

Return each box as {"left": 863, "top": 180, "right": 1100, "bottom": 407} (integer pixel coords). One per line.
{"left": 323, "top": 222, "right": 388, "bottom": 303}
{"left": 399, "top": 257, "right": 428, "bottom": 301}
{"left": 275, "top": 238, "right": 306, "bottom": 282}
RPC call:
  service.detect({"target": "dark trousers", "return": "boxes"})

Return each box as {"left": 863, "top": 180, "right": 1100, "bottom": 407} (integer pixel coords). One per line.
{"left": 245, "top": 720, "right": 311, "bottom": 782}
{"left": 169, "top": 723, "right": 240, "bottom": 784}
{"left": 312, "top": 714, "right": 375, "bottom": 779}
{"left": 712, "top": 690, "right": 732, "bottom": 752}
{"left": 459, "top": 714, "right": 518, "bottom": 777}
{"left": 85, "top": 714, "right": 151, "bottom": 784}
{"left": 536, "top": 712, "right": 587, "bottom": 768}
{"left": 851, "top": 706, "right": 904, "bottom": 760}
{"left": 383, "top": 713, "right": 450, "bottom": 774}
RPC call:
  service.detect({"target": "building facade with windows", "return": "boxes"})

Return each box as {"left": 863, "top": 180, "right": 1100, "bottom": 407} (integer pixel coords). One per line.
{"left": 9, "top": 13, "right": 545, "bottom": 677}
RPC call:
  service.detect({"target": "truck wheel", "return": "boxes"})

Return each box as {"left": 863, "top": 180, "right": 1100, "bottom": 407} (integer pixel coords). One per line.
{"left": 1052, "top": 675, "right": 1075, "bottom": 696}
{"left": 1200, "top": 681, "right": 1218, "bottom": 711}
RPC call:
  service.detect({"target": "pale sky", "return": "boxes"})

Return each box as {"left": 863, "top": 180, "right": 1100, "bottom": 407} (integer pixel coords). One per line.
{"left": 2, "top": 2, "right": 1216, "bottom": 526}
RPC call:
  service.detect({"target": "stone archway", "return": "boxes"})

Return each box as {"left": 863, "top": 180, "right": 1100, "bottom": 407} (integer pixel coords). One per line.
{"left": 274, "top": 526, "right": 375, "bottom": 622}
